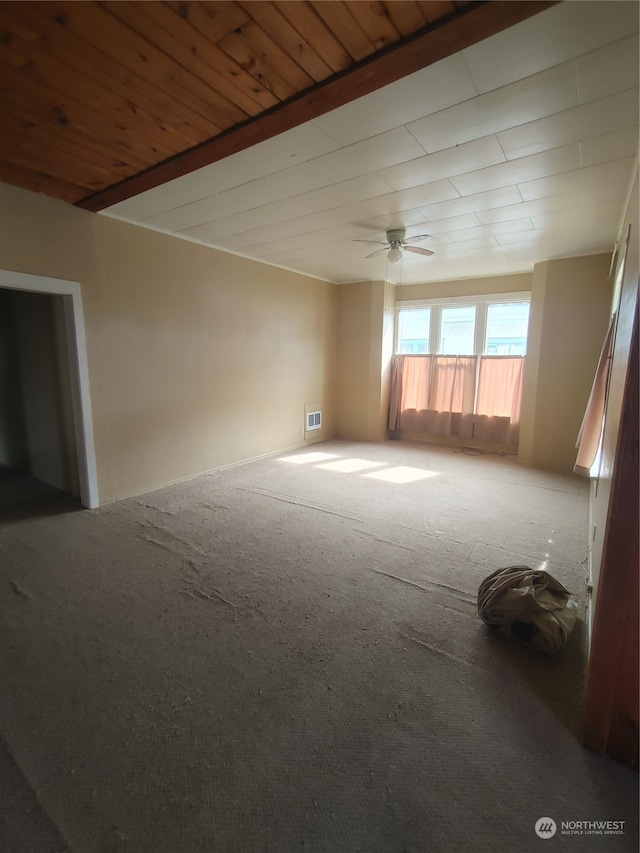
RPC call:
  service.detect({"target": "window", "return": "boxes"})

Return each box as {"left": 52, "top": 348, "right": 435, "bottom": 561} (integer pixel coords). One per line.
{"left": 397, "top": 307, "right": 430, "bottom": 354}
{"left": 439, "top": 305, "right": 476, "bottom": 355}
{"left": 485, "top": 302, "right": 530, "bottom": 355}
{"left": 390, "top": 292, "right": 531, "bottom": 445}
{"left": 395, "top": 293, "right": 531, "bottom": 357}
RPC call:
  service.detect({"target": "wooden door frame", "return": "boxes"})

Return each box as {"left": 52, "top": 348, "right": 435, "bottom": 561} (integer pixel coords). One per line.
{"left": 584, "top": 292, "right": 639, "bottom": 768}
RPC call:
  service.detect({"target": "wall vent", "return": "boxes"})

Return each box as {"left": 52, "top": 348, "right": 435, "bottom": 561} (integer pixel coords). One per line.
{"left": 306, "top": 411, "right": 321, "bottom": 431}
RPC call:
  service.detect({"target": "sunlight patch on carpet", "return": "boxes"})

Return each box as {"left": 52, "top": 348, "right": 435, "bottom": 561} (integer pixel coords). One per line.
{"left": 279, "top": 452, "right": 341, "bottom": 465}
{"left": 364, "top": 466, "right": 439, "bottom": 484}
{"left": 317, "top": 459, "right": 385, "bottom": 473}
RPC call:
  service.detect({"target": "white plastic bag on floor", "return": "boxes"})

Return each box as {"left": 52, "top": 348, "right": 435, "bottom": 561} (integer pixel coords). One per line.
{"left": 477, "top": 566, "right": 579, "bottom": 656}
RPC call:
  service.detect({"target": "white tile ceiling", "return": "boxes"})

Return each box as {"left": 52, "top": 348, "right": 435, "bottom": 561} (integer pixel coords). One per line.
{"left": 103, "top": 1, "right": 639, "bottom": 285}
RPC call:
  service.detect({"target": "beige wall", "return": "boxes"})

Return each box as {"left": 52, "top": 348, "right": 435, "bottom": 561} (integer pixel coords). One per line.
{"left": 335, "top": 281, "right": 373, "bottom": 440}
{"left": 396, "top": 272, "right": 532, "bottom": 302}
{"left": 380, "top": 280, "right": 396, "bottom": 436}
{"left": 589, "top": 169, "right": 638, "bottom": 606}
{"left": 335, "top": 279, "right": 394, "bottom": 442}
{"left": 519, "top": 253, "right": 613, "bottom": 473}
{"left": 0, "top": 183, "right": 337, "bottom": 502}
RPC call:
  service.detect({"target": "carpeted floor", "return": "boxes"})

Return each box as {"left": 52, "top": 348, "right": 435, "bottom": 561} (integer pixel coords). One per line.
{"left": 0, "top": 440, "right": 637, "bottom": 852}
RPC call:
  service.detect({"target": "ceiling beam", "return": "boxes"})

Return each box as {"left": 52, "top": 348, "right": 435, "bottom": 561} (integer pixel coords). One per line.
{"left": 77, "top": 1, "right": 558, "bottom": 213}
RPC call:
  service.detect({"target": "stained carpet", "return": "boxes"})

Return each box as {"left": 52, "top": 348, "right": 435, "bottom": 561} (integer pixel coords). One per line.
{"left": 0, "top": 440, "right": 637, "bottom": 852}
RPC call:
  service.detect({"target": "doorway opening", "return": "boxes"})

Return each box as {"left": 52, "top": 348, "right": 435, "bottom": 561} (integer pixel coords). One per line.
{"left": 0, "top": 270, "right": 98, "bottom": 509}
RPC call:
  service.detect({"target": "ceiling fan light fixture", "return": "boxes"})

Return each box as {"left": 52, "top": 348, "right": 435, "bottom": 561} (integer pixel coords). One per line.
{"left": 355, "top": 228, "right": 434, "bottom": 263}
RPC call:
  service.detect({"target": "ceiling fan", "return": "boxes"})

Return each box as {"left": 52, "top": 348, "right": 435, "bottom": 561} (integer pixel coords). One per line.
{"left": 354, "top": 228, "right": 434, "bottom": 264}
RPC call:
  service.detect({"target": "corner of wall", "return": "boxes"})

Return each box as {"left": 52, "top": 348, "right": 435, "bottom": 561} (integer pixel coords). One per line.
{"left": 520, "top": 254, "right": 614, "bottom": 473}
{"left": 335, "top": 279, "right": 394, "bottom": 443}
{"left": 380, "top": 281, "right": 397, "bottom": 440}
{"left": 517, "top": 261, "right": 549, "bottom": 466}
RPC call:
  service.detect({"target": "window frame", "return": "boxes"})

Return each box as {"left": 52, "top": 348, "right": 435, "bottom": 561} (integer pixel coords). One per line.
{"left": 395, "top": 291, "right": 531, "bottom": 357}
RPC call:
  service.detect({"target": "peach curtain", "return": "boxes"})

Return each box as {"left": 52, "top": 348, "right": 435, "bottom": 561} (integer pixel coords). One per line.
{"left": 574, "top": 315, "right": 616, "bottom": 476}
{"left": 388, "top": 355, "right": 476, "bottom": 437}
{"left": 389, "top": 354, "right": 526, "bottom": 444}
{"left": 474, "top": 356, "right": 526, "bottom": 444}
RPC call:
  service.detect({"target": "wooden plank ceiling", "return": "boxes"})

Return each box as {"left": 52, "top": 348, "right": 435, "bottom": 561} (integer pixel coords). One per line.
{"left": 0, "top": 1, "right": 556, "bottom": 212}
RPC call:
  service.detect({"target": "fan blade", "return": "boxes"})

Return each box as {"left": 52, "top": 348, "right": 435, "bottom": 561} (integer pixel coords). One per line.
{"left": 365, "top": 247, "right": 389, "bottom": 259}
{"left": 403, "top": 233, "right": 431, "bottom": 244}
{"left": 353, "top": 239, "right": 388, "bottom": 245}
{"left": 405, "top": 245, "right": 434, "bottom": 257}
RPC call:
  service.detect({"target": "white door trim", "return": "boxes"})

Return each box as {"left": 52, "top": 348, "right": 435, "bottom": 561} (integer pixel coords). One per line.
{"left": 0, "top": 269, "right": 99, "bottom": 508}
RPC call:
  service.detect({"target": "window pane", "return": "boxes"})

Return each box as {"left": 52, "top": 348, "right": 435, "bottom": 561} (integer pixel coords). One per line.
{"left": 485, "top": 302, "right": 530, "bottom": 355}
{"left": 397, "top": 308, "right": 430, "bottom": 353}
{"left": 439, "top": 306, "right": 476, "bottom": 355}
